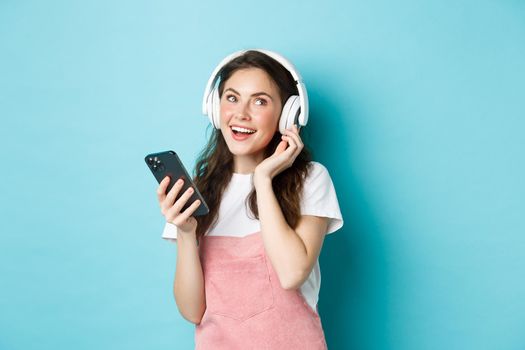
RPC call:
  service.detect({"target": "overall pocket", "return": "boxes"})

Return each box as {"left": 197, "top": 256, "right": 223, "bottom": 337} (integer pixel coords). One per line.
{"left": 204, "top": 255, "right": 275, "bottom": 321}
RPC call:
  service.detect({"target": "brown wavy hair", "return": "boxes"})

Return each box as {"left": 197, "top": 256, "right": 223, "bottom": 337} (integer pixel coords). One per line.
{"left": 193, "top": 50, "right": 312, "bottom": 240}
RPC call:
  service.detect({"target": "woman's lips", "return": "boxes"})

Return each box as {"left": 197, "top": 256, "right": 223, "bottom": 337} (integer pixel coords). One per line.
{"left": 231, "top": 128, "right": 255, "bottom": 141}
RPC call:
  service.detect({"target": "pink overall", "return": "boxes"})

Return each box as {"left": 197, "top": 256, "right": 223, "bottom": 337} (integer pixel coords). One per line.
{"left": 195, "top": 232, "right": 328, "bottom": 350}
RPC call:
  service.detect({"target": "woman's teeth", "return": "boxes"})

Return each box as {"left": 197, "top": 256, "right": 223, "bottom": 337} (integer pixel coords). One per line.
{"left": 231, "top": 126, "right": 256, "bottom": 134}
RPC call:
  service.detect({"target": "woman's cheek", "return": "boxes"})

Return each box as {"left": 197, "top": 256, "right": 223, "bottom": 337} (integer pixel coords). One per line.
{"left": 262, "top": 110, "right": 280, "bottom": 134}
{"left": 219, "top": 106, "right": 233, "bottom": 125}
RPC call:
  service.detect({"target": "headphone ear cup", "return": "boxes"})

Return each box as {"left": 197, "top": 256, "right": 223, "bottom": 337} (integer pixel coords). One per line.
{"left": 206, "top": 89, "right": 215, "bottom": 127}
{"left": 279, "top": 95, "right": 300, "bottom": 134}
{"left": 210, "top": 88, "right": 221, "bottom": 129}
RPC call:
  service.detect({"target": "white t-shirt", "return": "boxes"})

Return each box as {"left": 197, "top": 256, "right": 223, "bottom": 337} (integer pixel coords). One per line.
{"left": 162, "top": 161, "right": 343, "bottom": 313}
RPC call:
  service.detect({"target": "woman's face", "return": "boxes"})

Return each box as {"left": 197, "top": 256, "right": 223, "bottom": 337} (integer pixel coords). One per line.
{"left": 219, "top": 67, "right": 282, "bottom": 167}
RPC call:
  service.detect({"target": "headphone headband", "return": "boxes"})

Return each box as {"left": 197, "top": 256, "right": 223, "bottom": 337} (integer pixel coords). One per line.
{"left": 202, "top": 49, "right": 309, "bottom": 129}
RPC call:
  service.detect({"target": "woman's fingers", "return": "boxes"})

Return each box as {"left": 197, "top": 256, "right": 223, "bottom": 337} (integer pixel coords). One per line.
{"left": 285, "top": 126, "right": 303, "bottom": 148}
{"left": 156, "top": 176, "right": 171, "bottom": 202}
{"left": 254, "top": 126, "right": 306, "bottom": 181}
{"left": 156, "top": 176, "right": 200, "bottom": 231}
{"left": 281, "top": 134, "right": 300, "bottom": 156}
{"left": 173, "top": 199, "right": 202, "bottom": 226}
{"left": 164, "top": 178, "right": 185, "bottom": 205}
{"left": 284, "top": 127, "right": 303, "bottom": 157}
{"left": 272, "top": 126, "right": 303, "bottom": 171}
{"left": 165, "top": 186, "right": 195, "bottom": 221}
{"left": 275, "top": 140, "right": 288, "bottom": 155}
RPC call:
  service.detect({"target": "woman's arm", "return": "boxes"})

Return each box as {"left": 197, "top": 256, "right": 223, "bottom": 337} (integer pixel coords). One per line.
{"left": 157, "top": 176, "right": 206, "bottom": 324}
{"left": 253, "top": 125, "right": 329, "bottom": 290}
{"left": 255, "top": 177, "right": 328, "bottom": 290}
{"left": 173, "top": 230, "right": 206, "bottom": 324}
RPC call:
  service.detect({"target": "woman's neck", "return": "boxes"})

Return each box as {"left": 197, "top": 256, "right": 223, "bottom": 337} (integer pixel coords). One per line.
{"left": 233, "top": 154, "right": 264, "bottom": 174}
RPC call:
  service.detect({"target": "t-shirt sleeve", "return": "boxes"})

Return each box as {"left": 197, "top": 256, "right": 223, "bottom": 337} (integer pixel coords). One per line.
{"left": 161, "top": 222, "right": 178, "bottom": 242}
{"left": 300, "top": 162, "right": 344, "bottom": 234}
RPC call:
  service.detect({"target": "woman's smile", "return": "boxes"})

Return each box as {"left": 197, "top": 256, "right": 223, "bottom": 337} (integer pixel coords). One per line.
{"left": 230, "top": 125, "right": 257, "bottom": 140}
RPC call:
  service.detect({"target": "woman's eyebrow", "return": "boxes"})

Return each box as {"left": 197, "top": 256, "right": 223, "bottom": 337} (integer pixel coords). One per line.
{"left": 224, "top": 88, "right": 274, "bottom": 101}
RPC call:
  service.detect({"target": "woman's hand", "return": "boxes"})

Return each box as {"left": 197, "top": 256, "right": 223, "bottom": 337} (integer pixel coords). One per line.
{"left": 157, "top": 177, "right": 201, "bottom": 234}
{"left": 254, "top": 125, "right": 304, "bottom": 185}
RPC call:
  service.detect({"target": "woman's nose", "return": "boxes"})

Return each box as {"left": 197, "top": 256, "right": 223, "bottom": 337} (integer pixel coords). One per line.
{"left": 234, "top": 102, "right": 251, "bottom": 120}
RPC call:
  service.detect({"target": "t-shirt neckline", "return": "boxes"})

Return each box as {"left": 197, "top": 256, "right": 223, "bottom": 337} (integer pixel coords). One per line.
{"left": 232, "top": 172, "right": 253, "bottom": 177}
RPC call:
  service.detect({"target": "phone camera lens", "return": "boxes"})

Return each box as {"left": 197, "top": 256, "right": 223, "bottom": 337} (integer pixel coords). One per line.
{"left": 151, "top": 158, "right": 164, "bottom": 172}
{"left": 147, "top": 156, "right": 166, "bottom": 172}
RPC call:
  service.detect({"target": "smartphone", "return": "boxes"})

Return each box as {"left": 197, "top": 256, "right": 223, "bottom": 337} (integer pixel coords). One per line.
{"left": 145, "top": 150, "right": 209, "bottom": 216}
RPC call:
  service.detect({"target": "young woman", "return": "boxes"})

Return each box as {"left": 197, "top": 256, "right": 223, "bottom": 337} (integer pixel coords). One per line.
{"left": 157, "top": 49, "right": 343, "bottom": 349}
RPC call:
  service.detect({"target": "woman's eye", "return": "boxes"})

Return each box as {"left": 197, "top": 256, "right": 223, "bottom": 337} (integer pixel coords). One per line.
{"left": 254, "top": 98, "right": 267, "bottom": 106}
{"left": 226, "top": 95, "right": 237, "bottom": 102}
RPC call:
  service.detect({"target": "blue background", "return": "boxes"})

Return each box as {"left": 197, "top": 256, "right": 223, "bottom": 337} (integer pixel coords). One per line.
{"left": 1, "top": 1, "right": 524, "bottom": 349}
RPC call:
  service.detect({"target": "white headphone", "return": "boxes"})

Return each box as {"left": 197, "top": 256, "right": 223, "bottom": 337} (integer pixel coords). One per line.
{"left": 202, "top": 49, "right": 309, "bottom": 134}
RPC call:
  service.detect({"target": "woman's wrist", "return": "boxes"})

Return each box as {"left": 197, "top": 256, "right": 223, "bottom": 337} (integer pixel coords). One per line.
{"left": 253, "top": 172, "right": 273, "bottom": 191}
{"left": 177, "top": 228, "right": 197, "bottom": 244}
{"left": 253, "top": 165, "right": 273, "bottom": 184}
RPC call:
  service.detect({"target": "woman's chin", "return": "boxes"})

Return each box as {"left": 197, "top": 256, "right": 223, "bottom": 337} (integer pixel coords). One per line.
{"left": 227, "top": 145, "right": 265, "bottom": 160}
